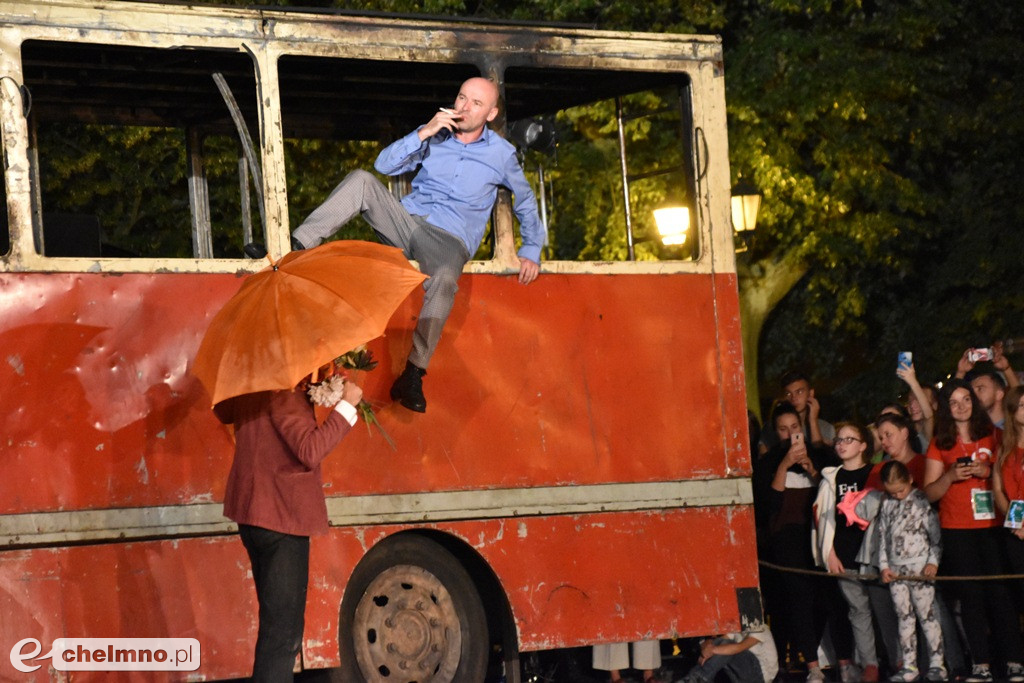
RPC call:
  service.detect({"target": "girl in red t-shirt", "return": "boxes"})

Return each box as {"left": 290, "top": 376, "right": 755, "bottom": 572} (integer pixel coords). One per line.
{"left": 994, "top": 386, "right": 1024, "bottom": 580}
{"left": 922, "top": 378, "right": 1024, "bottom": 681}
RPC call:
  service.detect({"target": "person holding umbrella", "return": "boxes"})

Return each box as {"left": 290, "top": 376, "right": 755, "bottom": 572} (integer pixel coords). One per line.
{"left": 289, "top": 76, "right": 546, "bottom": 413}
{"left": 215, "top": 368, "right": 362, "bottom": 683}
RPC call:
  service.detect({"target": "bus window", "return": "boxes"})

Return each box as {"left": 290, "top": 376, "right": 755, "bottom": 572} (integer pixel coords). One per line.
{"left": 22, "top": 40, "right": 260, "bottom": 259}
{"left": 505, "top": 67, "right": 698, "bottom": 262}
{"left": 277, "top": 56, "right": 480, "bottom": 249}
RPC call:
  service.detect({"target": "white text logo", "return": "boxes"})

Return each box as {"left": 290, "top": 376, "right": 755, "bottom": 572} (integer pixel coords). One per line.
{"left": 10, "top": 638, "right": 200, "bottom": 672}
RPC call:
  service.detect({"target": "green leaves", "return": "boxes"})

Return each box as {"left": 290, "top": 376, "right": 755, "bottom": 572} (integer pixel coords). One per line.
{"left": 731, "top": 0, "right": 1024, "bottom": 417}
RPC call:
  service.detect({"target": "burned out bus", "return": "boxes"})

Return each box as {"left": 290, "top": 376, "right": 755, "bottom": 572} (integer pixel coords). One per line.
{"left": 0, "top": 2, "right": 758, "bottom": 680}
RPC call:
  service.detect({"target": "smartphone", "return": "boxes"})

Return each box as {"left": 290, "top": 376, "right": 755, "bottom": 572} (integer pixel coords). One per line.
{"left": 898, "top": 351, "right": 912, "bottom": 371}
{"left": 957, "top": 456, "right": 972, "bottom": 466}
{"left": 792, "top": 432, "right": 804, "bottom": 444}
{"left": 969, "top": 347, "right": 994, "bottom": 363}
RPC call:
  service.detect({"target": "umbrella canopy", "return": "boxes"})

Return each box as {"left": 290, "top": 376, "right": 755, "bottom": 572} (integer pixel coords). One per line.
{"left": 193, "top": 240, "right": 427, "bottom": 406}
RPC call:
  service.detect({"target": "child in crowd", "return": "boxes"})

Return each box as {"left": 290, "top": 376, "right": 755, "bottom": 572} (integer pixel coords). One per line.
{"left": 812, "top": 422, "right": 878, "bottom": 682}
{"left": 676, "top": 630, "right": 778, "bottom": 683}
{"left": 877, "top": 460, "right": 946, "bottom": 682}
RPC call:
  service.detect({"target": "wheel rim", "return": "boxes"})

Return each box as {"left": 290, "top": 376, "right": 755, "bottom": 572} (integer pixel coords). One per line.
{"left": 351, "top": 564, "right": 463, "bottom": 682}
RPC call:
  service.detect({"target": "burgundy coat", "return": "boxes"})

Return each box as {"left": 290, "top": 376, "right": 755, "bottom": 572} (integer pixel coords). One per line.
{"left": 217, "top": 388, "right": 352, "bottom": 536}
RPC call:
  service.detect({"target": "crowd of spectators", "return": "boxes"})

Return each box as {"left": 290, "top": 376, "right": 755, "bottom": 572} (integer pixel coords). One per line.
{"left": 751, "top": 343, "right": 1024, "bottom": 683}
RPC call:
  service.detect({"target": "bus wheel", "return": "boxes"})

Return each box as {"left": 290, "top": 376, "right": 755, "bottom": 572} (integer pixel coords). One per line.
{"left": 338, "top": 534, "right": 488, "bottom": 683}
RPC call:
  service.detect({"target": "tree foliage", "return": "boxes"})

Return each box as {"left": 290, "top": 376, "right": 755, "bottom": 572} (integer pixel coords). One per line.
{"left": 724, "top": 0, "right": 1024, "bottom": 419}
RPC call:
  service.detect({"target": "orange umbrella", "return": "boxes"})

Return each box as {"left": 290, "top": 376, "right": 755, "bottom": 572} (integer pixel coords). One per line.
{"left": 193, "top": 240, "right": 427, "bottom": 406}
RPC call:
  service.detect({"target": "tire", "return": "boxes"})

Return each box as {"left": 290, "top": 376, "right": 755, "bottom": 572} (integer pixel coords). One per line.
{"left": 337, "top": 534, "right": 489, "bottom": 683}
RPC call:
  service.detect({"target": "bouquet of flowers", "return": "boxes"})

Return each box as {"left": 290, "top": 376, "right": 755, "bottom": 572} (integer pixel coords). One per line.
{"left": 306, "top": 345, "right": 395, "bottom": 450}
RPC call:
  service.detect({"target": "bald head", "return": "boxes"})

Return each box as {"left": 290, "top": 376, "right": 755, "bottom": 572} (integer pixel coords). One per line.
{"left": 463, "top": 77, "right": 498, "bottom": 107}
{"left": 451, "top": 77, "right": 500, "bottom": 142}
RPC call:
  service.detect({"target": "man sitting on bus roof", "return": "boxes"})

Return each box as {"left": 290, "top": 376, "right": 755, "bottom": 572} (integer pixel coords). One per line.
{"left": 290, "top": 76, "right": 546, "bottom": 413}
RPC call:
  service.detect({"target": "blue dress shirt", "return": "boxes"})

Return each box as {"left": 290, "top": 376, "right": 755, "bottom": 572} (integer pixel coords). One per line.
{"left": 374, "top": 126, "right": 546, "bottom": 264}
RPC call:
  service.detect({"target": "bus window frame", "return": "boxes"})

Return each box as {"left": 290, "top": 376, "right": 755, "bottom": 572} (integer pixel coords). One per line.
{"left": 0, "top": 5, "right": 731, "bottom": 278}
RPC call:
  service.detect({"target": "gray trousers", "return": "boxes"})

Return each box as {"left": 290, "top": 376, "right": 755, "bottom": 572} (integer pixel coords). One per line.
{"left": 838, "top": 569, "right": 879, "bottom": 667}
{"left": 292, "top": 169, "right": 471, "bottom": 368}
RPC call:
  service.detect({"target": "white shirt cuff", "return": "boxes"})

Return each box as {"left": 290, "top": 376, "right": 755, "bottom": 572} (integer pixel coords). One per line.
{"left": 334, "top": 400, "right": 358, "bottom": 426}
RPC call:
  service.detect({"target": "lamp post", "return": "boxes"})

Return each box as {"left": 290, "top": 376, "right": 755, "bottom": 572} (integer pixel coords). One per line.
{"left": 731, "top": 181, "right": 761, "bottom": 251}
{"left": 653, "top": 204, "right": 690, "bottom": 246}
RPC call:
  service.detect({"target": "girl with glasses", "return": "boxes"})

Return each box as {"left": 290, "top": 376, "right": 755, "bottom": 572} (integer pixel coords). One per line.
{"left": 811, "top": 422, "right": 879, "bottom": 682}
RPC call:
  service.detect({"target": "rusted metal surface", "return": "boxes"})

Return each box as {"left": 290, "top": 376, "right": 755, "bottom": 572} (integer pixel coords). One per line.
{"left": 0, "top": 272, "right": 746, "bottom": 516}
{"left": 0, "top": 268, "right": 755, "bottom": 679}
{"left": 0, "top": 507, "right": 758, "bottom": 681}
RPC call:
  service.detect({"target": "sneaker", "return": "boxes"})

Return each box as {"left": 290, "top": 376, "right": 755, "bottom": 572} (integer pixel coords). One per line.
{"left": 924, "top": 667, "right": 946, "bottom": 682}
{"left": 965, "top": 664, "right": 993, "bottom": 682}
{"left": 840, "top": 662, "right": 861, "bottom": 682}
{"left": 1008, "top": 662, "right": 1024, "bottom": 683}
{"left": 862, "top": 664, "right": 880, "bottom": 682}
{"left": 888, "top": 667, "right": 920, "bottom": 682}
{"left": 806, "top": 666, "right": 826, "bottom": 683}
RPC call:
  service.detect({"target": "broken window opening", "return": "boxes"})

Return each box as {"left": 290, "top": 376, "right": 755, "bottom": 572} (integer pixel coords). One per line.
{"left": 22, "top": 40, "right": 261, "bottom": 259}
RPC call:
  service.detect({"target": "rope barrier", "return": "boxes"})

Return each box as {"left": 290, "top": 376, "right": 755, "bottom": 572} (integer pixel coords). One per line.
{"left": 758, "top": 558, "right": 1024, "bottom": 583}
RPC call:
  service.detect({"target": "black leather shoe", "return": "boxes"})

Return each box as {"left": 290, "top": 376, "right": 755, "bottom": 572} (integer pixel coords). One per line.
{"left": 243, "top": 242, "right": 268, "bottom": 259}
{"left": 390, "top": 362, "right": 426, "bottom": 413}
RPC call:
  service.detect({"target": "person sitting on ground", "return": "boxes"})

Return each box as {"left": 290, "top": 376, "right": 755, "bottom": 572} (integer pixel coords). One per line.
{"left": 289, "top": 76, "right": 546, "bottom": 414}
{"left": 676, "top": 630, "right": 778, "bottom": 683}
{"left": 877, "top": 460, "right": 946, "bottom": 682}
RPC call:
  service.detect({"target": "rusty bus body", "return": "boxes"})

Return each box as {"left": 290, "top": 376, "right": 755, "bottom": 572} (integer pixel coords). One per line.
{"left": 0, "top": 2, "right": 758, "bottom": 680}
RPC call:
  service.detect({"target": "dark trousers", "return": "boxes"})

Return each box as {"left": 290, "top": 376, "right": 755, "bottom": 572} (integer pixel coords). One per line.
{"left": 768, "top": 525, "right": 854, "bottom": 666}
{"left": 940, "top": 527, "right": 1024, "bottom": 666}
{"left": 239, "top": 524, "right": 311, "bottom": 683}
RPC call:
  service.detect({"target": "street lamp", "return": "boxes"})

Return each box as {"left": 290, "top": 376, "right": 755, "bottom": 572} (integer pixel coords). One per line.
{"left": 731, "top": 181, "right": 761, "bottom": 251}
{"left": 653, "top": 204, "right": 689, "bottom": 246}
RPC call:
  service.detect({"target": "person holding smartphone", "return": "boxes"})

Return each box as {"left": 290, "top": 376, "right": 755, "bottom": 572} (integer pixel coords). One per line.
{"left": 922, "top": 379, "right": 1024, "bottom": 682}
{"left": 752, "top": 402, "right": 839, "bottom": 681}
{"left": 895, "top": 355, "right": 936, "bottom": 451}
